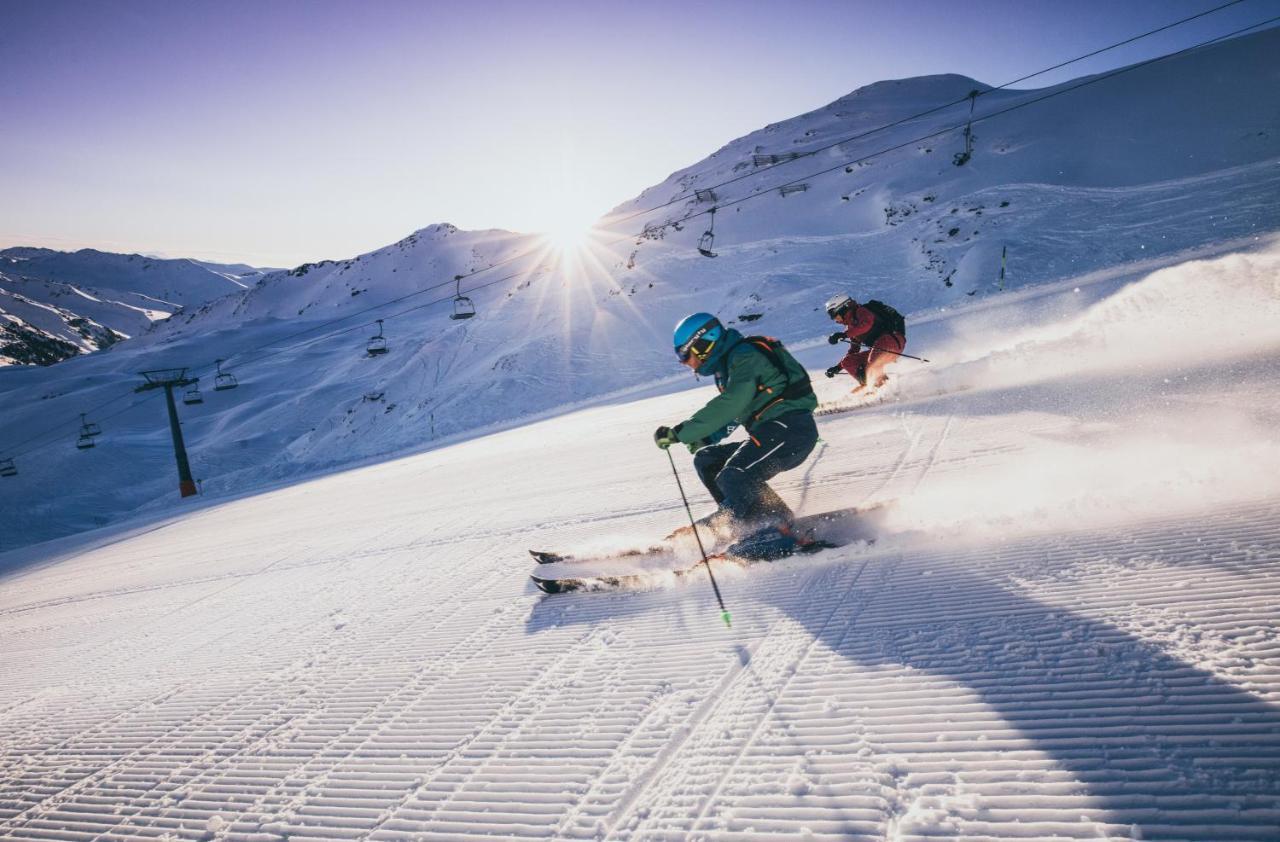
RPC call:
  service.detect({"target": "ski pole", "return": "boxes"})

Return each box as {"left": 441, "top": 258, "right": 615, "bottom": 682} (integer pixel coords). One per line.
{"left": 874, "top": 347, "right": 930, "bottom": 363}
{"left": 836, "top": 337, "right": 929, "bottom": 363}
{"left": 666, "top": 448, "right": 732, "bottom": 628}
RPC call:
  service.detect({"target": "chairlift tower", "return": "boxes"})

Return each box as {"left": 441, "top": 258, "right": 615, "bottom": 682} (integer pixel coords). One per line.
{"left": 136, "top": 368, "right": 199, "bottom": 498}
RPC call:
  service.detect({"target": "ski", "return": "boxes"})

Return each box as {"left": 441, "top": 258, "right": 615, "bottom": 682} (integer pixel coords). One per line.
{"left": 529, "top": 545, "right": 664, "bottom": 565}
{"left": 529, "top": 536, "right": 845, "bottom": 595}
{"left": 530, "top": 558, "right": 719, "bottom": 594}
{"left": 528, "top": 503, "right": 887, "bottom": 595}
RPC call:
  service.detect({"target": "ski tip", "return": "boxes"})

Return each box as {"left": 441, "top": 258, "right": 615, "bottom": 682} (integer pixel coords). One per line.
{"left": 529, "top": 549, "right": 566, "bottom": 564}
{"left": 530, "top": 574, "right": 564, "bottom": 594}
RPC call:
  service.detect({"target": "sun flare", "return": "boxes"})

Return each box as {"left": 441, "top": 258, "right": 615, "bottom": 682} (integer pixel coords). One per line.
{"left": 542, "top": 218, "right": 595, "bottom": 255}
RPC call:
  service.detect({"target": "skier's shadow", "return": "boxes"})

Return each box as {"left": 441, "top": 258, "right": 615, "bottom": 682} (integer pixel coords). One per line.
{"left": 524, "top": 516, "right": 1280, "bottom": 838}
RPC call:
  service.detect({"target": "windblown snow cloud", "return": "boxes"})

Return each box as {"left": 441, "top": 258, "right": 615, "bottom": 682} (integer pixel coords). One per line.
{"left": 885, "top": 241, "right": 1280, "bottom": 539}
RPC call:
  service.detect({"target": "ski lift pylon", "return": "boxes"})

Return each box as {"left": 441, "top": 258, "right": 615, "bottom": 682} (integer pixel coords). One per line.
{"left": 0, "top": 457, "right": 16, "bottom": 477}
{"left": 697, "top": 207, "right": 719, "bottom": 258}
{"left": 450, "top": 275, "right": 476, "bottom": 320}
{"left": 366, "top": 319, "right": 389, "bottom": 355}
{"left": 213, "top": 359, "right": 238, "bottom": 391}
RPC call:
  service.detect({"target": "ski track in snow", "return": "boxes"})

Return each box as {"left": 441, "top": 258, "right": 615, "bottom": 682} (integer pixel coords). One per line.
{"left": 3, "top": 255, "right": 1280, "bottom": 838}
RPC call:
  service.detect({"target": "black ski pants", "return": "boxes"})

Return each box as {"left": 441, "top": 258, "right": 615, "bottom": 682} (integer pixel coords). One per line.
{"left": 692, "top": 411, "right": 818, "bottom": 525}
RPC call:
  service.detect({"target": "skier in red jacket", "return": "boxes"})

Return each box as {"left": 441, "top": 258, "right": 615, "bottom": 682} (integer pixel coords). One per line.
{"left": 823, "top": 294, "right": 907, "bottom": 392}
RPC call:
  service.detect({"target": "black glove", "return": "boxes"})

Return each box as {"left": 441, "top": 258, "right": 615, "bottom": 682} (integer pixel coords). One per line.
{"left": 824, "top": 365, "right": 843, "bottom": 378}
{"left": 654, "top": 425, "right": 680, "bottom": 450}
{"left": 827, "top": 332, "right": 846, "bottom": 345}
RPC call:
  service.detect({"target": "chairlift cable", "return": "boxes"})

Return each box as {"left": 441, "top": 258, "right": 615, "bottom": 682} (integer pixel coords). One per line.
{"left": 1, "top": 8, "right": 1272, "bottom": 468}
{"left": 211, "top": 262, "right": 547, "bottom": 374}
{"left": 2, "top": 388, "right": 140, "bottom": 459}
{"left": 205, "top": 0, "right": 1262, "bottom": 361}
{"left": 226, "top": 266, "right": 533, "bottom": 369}
{"left": 653, "top": 14, "right": 1280, "bottom": 234}
{"left": 597, "top": 0, "right": 1254, "bottom": 231}
{"left": 9, "top": 390, "right": 165, "bottom": 461}
{"left": 173, "top": 4, "right": 1276, "bottom": 382}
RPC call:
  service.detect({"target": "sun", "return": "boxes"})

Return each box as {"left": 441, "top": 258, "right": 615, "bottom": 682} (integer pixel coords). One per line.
{"left": 541, "top": 217, "right": 595, "bottom": 255}
{"left": 537, "top": 192, "right": 601, "bottom": 257}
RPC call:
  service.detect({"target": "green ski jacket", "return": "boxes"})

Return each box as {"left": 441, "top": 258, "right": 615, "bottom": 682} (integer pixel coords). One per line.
{"left": 676, "top": 330, "right": 817, "bottom": 445}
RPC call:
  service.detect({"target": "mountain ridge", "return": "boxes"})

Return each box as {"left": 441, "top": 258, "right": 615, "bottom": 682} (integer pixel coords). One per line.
{"left": 0, "top": 246, "right": 273, "bottom": 366}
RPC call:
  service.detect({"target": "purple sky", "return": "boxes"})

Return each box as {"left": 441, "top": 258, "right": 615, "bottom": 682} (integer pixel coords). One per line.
{"left": 1, "top": 0, "right": 1274, "bottom": 267}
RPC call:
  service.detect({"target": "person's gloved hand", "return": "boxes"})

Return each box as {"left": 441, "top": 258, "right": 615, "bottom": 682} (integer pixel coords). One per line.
{"left": 827, "top": 332, "right": 846, "bottom": 345}
{"left": 685, "top": 438, "right": 707, "bottom": 454}
{"left": 824, "top": 365, "right": 843, "bottom": 378}
{"left": 654, "top": 425, "right": 680, "bottom": 449}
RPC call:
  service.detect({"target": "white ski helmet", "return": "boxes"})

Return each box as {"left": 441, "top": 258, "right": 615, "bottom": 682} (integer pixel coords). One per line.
{"left": 824, "top": 293, "right": 855, "bottom": 319}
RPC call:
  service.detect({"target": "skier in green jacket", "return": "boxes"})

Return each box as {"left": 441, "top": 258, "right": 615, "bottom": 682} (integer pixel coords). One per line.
{"left": 654, "top": 313, "right": 819, "bottom": 548}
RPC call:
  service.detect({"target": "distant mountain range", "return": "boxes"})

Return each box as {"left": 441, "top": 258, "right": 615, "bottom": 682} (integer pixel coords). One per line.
{"left": 0, "top": 248, "right": 272, "bottom": 365}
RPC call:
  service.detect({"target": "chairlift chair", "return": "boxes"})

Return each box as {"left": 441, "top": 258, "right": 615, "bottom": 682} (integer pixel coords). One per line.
{"left": 79, "top": 413, "right": 102, "bottom": 438}
{"left": 183, "top": 384, "right": 204, "bottom": 405}
{"left": 1, "top": 457, "right": 17, "bottom": 477}
{"left": 449, "top": 275, "right": 476, "bottom": 320}
{"left": 366, "top": 319, "right": 389, "bottom": 356}
{"left": 953, "top": 89, "right": 979, "bottom": 167}
{"left": 697, "top": 207, "right": 719, "bottom": 258}
{"left": 213, "top": 359, "right": 238, "bottom": 391}
{"left": 451, "top": 296, "right": 476, "bottom": 320}
{"left": 76, "top": 434, "right": 96, "bottom": 450}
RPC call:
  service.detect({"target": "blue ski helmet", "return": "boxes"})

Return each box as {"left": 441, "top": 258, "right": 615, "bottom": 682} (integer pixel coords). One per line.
{"left": 673, "top": 312, "right": 724, "bottom": 362}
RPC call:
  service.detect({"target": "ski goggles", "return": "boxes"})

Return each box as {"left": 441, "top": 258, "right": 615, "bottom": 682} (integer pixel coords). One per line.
{"left": 676, "top": 326, "right": 717, "bottom": 362}
{"left": 827, "top": 300, "right": 854, "bottom": 320}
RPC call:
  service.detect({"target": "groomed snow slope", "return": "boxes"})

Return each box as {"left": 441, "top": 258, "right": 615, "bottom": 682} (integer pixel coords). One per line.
{"left": 1, "top": 244, "right": 1278, "bottom": 841}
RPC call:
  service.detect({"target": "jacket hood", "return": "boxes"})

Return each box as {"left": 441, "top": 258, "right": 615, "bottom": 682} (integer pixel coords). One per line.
{"left": 694, "top": 327, "right": 745, "bottom": 377}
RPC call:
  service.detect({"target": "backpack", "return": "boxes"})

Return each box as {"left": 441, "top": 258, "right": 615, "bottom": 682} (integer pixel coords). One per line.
{"left": 740, "top": 335, "right": 815, "bottom": 402}
{"left": 863, "top": 299, "right": 906, "bottom": 338}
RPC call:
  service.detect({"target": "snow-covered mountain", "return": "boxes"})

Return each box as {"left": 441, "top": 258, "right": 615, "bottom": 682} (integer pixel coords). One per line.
{"left": 1, "top": 27, "right": 1278, "bottom": 549}
{"left": 0, "top": 247, "right": 269, "bottom": 366}
{"left": 2, "top": 27, "right": 1280, "bottom": 842}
